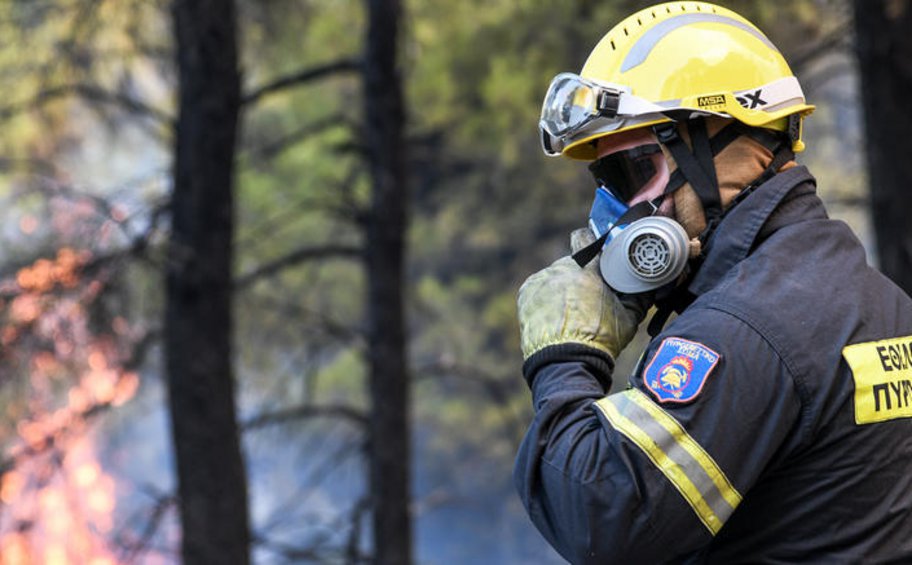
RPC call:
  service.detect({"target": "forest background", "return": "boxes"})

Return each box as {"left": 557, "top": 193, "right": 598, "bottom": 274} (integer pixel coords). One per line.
{"left": 0, "top": 0, "right": 907, "bottom": 563}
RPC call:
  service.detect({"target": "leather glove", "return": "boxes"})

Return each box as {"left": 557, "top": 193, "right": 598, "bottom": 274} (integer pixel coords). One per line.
{"left": 517, "top": 228, "right": 652, "bottom": 362}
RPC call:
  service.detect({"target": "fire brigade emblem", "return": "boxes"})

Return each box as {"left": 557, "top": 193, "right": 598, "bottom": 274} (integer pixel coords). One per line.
{"left": 643, "top": 337, "right": 721, "bottom": 403}
{"left": 658, "top": 356, "right": 693, "bottom": 395}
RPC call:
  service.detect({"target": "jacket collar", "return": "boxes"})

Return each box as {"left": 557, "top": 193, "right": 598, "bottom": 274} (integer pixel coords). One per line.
{"left": 688, "top": 165, "right": 817, "bottom": 296}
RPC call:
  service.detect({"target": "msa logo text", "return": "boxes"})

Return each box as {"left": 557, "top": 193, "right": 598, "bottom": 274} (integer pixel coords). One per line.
{"left": 697, "top": 95, "right": 725, "bottom": 107}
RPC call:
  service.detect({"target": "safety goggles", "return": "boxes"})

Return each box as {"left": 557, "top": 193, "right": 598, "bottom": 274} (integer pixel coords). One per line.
{"left": 539, "top": 73, "right": 670, "bottom": 156}
{"left": 588, "top": 144, "right": 663, "bottom": 203}
{"left": 539, "top": 73, "right": 810, "bottom": 157}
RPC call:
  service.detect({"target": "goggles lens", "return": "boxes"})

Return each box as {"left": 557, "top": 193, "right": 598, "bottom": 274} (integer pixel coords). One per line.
{"left": 588, "top": 144, "right": 662, "bottom": 203}
{"left": 540, "top": 73, "right": 601, "bottom": 138}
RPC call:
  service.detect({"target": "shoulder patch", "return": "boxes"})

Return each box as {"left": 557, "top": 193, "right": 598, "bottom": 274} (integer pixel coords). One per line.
{"left": 643, "top": 337, "right": 720, "bottom": 404}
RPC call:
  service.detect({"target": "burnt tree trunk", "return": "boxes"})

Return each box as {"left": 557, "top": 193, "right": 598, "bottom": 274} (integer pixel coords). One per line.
{"left": 363, "top": 0, "right": 413, "bottom": 562}
{"left": 853, "top": 0, "right": 912, "bottom": 296}
{"left": 167, "top": 0, "right": 250, "bottom": 563}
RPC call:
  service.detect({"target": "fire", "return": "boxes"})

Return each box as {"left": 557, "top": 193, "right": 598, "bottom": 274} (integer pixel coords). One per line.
{"left": 0, "top": 251, "right": 144, "bottom": 563}
{"left": 3, "top": 534, "right": 31, "bottom": 565}
{"left": 1, "top": 472, "right": 25, "bottom": 503}
{"left": 19, "top": 215, "right": 39, "bottom": 235}
{"left": 74, "top": 463, "right": 100, "bottom": 489}
{"left": 15, "top": 249, "right": 85, "bottom": 295}
{"left": 1, "top": 430, "right": 127, "bottom": 563}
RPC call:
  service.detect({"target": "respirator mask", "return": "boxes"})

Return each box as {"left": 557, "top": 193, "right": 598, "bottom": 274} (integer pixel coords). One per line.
{"left": 574, "top": 143, "right": 690, "bottom": 294}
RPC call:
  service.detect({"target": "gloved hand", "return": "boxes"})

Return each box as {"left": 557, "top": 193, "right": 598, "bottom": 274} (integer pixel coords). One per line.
{"left": 518, "top": 228, "right": 652, "bottom": 362}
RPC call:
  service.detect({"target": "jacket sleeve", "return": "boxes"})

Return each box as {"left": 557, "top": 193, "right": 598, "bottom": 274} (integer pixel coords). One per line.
{"left": 514, "top": 307, "right": 802, "bottom": 564}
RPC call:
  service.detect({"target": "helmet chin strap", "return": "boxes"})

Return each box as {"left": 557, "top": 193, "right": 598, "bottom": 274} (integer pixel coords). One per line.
{"left": 653, "top": 118, "right": 799, "bottom": 248}
{"left": 653, "top": 118, "right": 722, "bottom": 233}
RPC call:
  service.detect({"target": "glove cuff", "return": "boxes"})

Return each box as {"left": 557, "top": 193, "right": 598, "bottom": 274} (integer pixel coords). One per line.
{"left": 522, "top": 343, "right": 615, "bottom": 391}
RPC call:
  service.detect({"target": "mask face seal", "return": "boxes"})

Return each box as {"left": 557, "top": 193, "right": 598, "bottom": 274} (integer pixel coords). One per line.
{"left": 587, "top": 144, "right": 662, "bottom": 203}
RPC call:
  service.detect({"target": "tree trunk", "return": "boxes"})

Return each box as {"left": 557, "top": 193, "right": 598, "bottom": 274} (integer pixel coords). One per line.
{"left": 167, "top": 0, "right": 250, "bottom": 563}
{"left": 853, "top": 0, "right": 912, "bottom": 296}
{"left": 363, "top": 0, "right": 413, "bottom": 563}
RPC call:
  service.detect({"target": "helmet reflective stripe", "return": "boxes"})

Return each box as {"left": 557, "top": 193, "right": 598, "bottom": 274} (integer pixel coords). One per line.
{"left": 621, "top": 13, "right": 778, "bottom": 73}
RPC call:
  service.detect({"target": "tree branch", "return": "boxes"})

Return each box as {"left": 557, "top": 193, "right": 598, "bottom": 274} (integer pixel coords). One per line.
{"left": 118, "top": 490, "right": 177, "bottom": 565}
{"left": 242, "top": 404, "right": 368, "bottom": 430}
{"left": 414, "top": 361, "right": 526, "bottom": 442}
{"left": 242, "top": 58, "right": 362, "bottom": 106}
{"left": 0, "top": 83, "right": 173, "bottom": 126}
{"left": 234, "top": 244, "right": 362, "bottom": 289}
{"left": 238, "top": 294, "right": 363, "bottom": 344}
{"left": 245, "top": 114, "right": 348, "bottom": 161}
{"left": 0, "top": 401, "right": 113, "bottom": 478}
{"left": 346, "top": 496, "right": 370, "bottom": 563}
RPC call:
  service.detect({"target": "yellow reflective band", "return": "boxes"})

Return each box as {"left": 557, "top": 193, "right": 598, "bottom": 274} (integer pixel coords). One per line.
{"left": 843, "top": 335, "right": 912, "bottom": 425}
{"left": 594, "top": 389, "right": 742, "bottom": 535}
{"left": 626, "top": 391, "right": 742, "bottom": 512}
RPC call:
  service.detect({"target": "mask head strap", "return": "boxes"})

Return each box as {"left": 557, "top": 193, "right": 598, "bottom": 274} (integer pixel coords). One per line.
{"left": 571, "top": 198, "right": 659, "bottom": 267}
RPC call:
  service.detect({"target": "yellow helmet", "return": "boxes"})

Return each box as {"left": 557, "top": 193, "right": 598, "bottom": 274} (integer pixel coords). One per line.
{"left": 539, "top": 1, "right": 815, "bottom": 160}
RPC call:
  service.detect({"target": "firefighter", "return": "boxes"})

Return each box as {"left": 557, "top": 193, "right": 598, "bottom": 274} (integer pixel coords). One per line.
{"left": 515, "top": 2, "right": 912, "bottom": 562}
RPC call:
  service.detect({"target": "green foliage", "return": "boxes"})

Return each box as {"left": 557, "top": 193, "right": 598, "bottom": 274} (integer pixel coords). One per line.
{"left": 0, "top": 0, "right": 867, "bottom": 561}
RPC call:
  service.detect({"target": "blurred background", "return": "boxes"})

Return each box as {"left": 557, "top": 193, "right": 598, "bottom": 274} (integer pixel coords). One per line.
{"left": 0, "top": 0, "right": 908, "bottom": 563}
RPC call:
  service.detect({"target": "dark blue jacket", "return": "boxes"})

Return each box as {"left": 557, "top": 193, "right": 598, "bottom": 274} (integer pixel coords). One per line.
{"left": 516, "top": 167, "right": 912, "bottom": 563}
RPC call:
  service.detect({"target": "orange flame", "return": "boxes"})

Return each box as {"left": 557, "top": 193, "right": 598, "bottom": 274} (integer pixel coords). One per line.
{"left": 1, "top": 251, "right": 142, "bottom": 564}
{"left": 1, "top": 425, "right": 130, "bottom": 562}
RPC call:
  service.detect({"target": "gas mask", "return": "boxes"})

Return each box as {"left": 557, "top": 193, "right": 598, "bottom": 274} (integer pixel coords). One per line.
{"left": 575, "top": 143, "right": 690, "bottom": 294}
{"left": 585, "top": 186, "right": 689, "bottom": 294}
